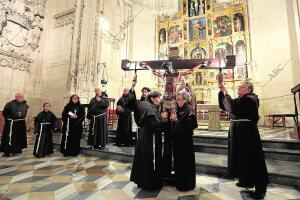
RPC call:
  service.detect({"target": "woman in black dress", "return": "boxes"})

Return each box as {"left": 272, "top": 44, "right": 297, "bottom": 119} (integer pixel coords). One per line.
{"left": 60, "top": 94, "right": 85, "bottom": 156}
{"left": 172, "top": 90, "right": 198, "bottom": 191}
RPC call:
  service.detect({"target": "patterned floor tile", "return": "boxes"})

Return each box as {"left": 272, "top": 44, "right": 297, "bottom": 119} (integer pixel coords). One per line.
{"left": 74, "top": 182, "right": 98, "bottom": 192}
{"left": 28, "top": 192, "right": 55, "bottom": 200}
{"left": 32, "top": 170, "right": 52, "bottom": 176}
{"left": 8, "top": 183, "right": 32, "bottom": 193}
{"left": 0, "top": 170, "right": 28, "bottom": 176}
{"left": 102, "top": 181, "right": 130, "bottom": 190}
{"left": 32, "top": 183, "right": 69, "bottom": 192}
{"left": 78, "top": 176, "right": 102, "bottom": 182}
{"left": 102, "top": 189, "right": 132, "bottom": 200}
{"left": 63, "top": 191, "right": 97, "bottom": 200}
{"left": 0, "top": 133, "right": 299, "bottom": 200}
{"left": 51, "top": 175, "right": 73, "bottom": 183}
{"left": 0, "top": 176, "right": 12, "bottom": 184}
{"left": 15, "top": 176, "right": 47, "bottom": 183}
{"left": 177, "top": 195, "right": 199, "bottom": 200}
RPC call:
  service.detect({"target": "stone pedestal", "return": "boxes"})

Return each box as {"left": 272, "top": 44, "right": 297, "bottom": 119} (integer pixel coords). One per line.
{"left": 198, "top": 104, "right": 221, "bottom": 131}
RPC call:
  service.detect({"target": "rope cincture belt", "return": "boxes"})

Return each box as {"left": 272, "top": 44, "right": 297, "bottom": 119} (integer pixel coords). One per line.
{"left": 64, "top": 118, "right": 70, "bottom": 149}
{"left": 153, "top": 134, "right": 155, "bottom": 171}
{"left": 7, "top": 118, "right": 25, "bottom": 146}
{"left": 231, "top": 119, "right": 252, "bottom": 122}
{"left": 92, "top": 112, "right": 107, "bottom": 136}
{"left": 36, "top": 122, "right": 51, "bottom": 154}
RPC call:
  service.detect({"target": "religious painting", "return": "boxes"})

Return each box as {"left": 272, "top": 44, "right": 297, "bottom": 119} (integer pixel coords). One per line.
{"left": 159, "top": 28, "right": 167, "bottom": 44}
{"left": 222, "top": 69, "right": 234, "bottom": 80}
{"left": 234, "top": 66, "right": 247, "bottom": 79}
{"left": 215, "top": 42, "right": 233, "bottom": 58}
{"left": 168, "top": 25, "right": 183, "bottom": 44}
{"left": 233, "top": 13, "right": 244, "bottom": 32}
{"left": 190, "top": 47, "right": 206, "bottom": 59}
{"left": 213, "top": 0, "right": 246, "bottom": 11}
{"left": 158, "top": 47, "right": 168, "bottom": 60}
{"left": 213, "top": 15, "right": 232, "bottom": 37}
{"left": 207, "top": 69, "right": 217, "bottom": 82}
{"left": 156, "top": 0, "right": 249, "bottom": 100}
{"left": 202, "top": 71, "right": 209, "bottom": 85}
{"left": 195, "top": 89, "right": 204, "bottom": 102}
{"left": 235, "top": 40, "right": 246, "bottom": 65}
{"left": 195, "top": 72, "right": 203, "bottom": 85}
{"left": 189, "top": 0, "right": 206, "bottom": 17}
{"left": 189, "top": 18, "right": 206, "bottom": 41}
{"left": 214, "top": 42, "right": 233, "bottom": 67}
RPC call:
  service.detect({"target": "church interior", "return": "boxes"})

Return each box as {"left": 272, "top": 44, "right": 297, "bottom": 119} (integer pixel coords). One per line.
{"left": 0, "top": 0, "right": 300, "bottom": 199}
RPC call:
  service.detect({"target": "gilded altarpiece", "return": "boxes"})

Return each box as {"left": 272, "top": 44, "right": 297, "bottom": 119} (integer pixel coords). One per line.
{"left": 156, "top": 0, "right": 250, "bottom": 104}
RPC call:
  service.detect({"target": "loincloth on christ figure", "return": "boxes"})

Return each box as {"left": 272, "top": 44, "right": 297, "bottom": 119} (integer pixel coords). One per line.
{"left": 162, "top": 99, "right": 177, "bottom": 110}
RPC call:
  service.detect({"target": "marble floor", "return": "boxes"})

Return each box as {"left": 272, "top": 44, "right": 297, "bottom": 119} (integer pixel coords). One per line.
{"left": 0, "top": 136, "right": 300, "bottom": 200}
{"left": 128, "top": 125, "right": 296, "bottom": 140}
{"left": 193, "top": 127, "right": 297, "bottom": 140}
{"left": 69, "top": 127, "right": 297, "bottom": 151}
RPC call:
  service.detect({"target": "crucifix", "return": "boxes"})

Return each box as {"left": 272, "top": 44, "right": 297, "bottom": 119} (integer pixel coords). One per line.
{"left": 121, "top": 50, "right": 236, "bottom": 113}
{"left": 122, "top": 49, "right": 235, "bottom": 179}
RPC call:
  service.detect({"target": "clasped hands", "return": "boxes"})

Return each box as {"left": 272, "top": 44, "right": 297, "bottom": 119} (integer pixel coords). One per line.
{"left": 161, "top": 112, "right": 177, "bottom": 121}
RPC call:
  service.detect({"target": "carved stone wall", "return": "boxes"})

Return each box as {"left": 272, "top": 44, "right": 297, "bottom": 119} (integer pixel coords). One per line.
{"left": 0, "top": 0, "right": 47, "bottom": 72}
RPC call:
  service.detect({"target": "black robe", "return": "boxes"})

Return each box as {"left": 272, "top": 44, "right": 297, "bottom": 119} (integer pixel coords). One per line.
{"left": 127, "top": 89, "right": 148, "bottom": 142}
{"left": 173, "top": 103, "right": 198, "bottom": 191}
{"left": 127, "top": 89, "right": 144, "bottom": 126}
{"left": 130, "top": 101, "right": 163, "bottom": 190}
{"left": 87, "top": 96, "right": 109, "bottom": 148}
{"left": 162, "top": 113, "right": 174, "bottom": 180}
{"left": 33, "top": 111, "right": 57, "bottom": 158}
{"left": 0, "top": 100, "right": 29, "bottom": 154}
{"left": 116, "top": 95, "right": 133, "bottom": 146}
{"left": 60, "top": 103, "right": 85, "bottom": 156}
{"left": 219, "top": 91, "right": 269, "bottom": 191}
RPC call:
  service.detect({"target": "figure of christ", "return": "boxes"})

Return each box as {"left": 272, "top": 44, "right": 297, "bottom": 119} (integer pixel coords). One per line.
{"left": 148, "top": 62, "right": 195, "bottom": 114}
{"left": 147, "top": 62, "right": 197, "bottom": 181}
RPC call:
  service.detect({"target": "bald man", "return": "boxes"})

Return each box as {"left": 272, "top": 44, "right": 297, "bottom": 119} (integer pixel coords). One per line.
{"left": 219, "top": 82, "right": 268, "bottom": 199}
{"left": 87, "top": 87, "right": 109, "bottom": 150}
{"left": 0, "top": 93, "right": 29, "bottom": 157}
{"left": 115, "top": 88, "right": 134, "bottom": 146}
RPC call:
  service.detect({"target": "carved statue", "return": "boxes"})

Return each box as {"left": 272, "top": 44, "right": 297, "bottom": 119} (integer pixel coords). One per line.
{"left": 33, "top": 2, "right": 45, "bottom": 18}
{"left": 27, "top": 15, "right": 42, "bottom": 51}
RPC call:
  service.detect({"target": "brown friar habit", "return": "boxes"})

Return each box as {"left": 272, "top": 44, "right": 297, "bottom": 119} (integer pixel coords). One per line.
{"left": 130, "top": 101, "right": 163, "bottom": 190}
{"left": 33, "top": 111, "right": 56, "bottom": 158}
{"left": 116, "top": 94, "right": 133, "bottom": 146}
{"left": 219, "top": 91, "right": 269, "bottom": 192}
{"left": 87, "top": 96, "right": 109, "bottom": 149}
{"left": 0, "top": 100, "right": 29, "bottom": 155}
